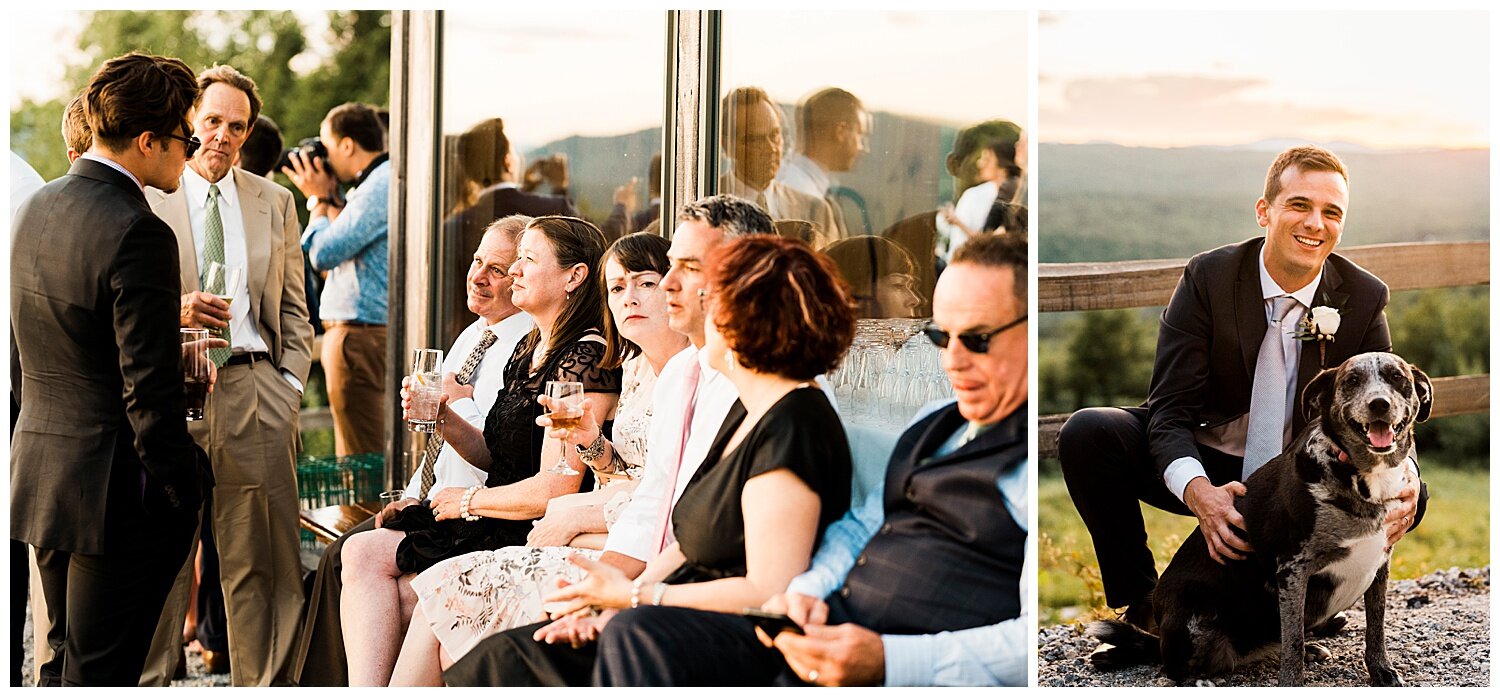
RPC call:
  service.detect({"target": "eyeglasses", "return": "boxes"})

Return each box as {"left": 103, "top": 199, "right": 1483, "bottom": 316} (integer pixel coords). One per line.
{"left": 161, "top": 133, "right": 202, "bottom": 159}
{"left": 923, "top": 315, "right": 1027, "bottom": 354}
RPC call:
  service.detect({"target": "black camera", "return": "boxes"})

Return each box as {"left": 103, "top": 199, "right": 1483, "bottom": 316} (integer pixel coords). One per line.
{"left": 275, "top": 137, "right": 329, "bottom": 173}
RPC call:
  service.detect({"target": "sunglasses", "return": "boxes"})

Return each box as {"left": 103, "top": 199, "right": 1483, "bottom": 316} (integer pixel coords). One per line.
{"left": 923, "top": 314, "right": 1027, "bottom": 354}
{"left": 161, "top": 133, "right": 202, "bottom": 159}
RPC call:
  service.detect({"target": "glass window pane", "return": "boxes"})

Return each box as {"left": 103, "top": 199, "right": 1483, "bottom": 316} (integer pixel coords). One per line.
{"left": 719, "top": 11, "right": 1028, "bottom": 429}
{"left": 437, "top": 10, "right": 665, "bottom": 339}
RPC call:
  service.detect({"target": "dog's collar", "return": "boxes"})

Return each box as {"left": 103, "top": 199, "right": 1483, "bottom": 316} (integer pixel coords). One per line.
{"left": 1329, "top": 442, "right": 1349, "bottom": 463}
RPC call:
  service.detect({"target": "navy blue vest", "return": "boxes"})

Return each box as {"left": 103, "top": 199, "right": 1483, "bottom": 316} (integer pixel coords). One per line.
{"left": 831, "top": 404, "right": 1027, "bottom": 635}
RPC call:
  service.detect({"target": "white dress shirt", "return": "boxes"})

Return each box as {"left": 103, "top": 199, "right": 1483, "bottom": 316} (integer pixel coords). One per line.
{"left": 603, "top": 346, "right": 739, "bottom": 561}
{"left": 776, "top": 152, "right": 832, "bottom": 198}
{"left": 1164, "top": 246, "right": 1321, "bottom": 502}
{"left": 182, "top": 168, "right": 270, "bottom": 356}
{"left": 934, "top": 180, "right": 999, "bottom": 261}
{"left": 401, "top": 312, "right": 535, "bottom": 499}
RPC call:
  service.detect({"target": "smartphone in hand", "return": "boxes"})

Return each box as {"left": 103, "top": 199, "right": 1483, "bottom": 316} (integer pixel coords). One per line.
{"left": 741, "top": 608, "right": 805, "bottom": 637}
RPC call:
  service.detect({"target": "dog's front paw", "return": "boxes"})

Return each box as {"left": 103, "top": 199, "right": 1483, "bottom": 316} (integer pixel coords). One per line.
{"left": 1367, "top": 663, "right": 1403, "bottom": 687}
{"left": 1304, "top": 641, "right": 1332, "bottom": 663}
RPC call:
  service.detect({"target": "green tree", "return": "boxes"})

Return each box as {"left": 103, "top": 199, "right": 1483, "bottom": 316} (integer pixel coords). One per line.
{"left": 10, "top": 10, "right": 389, "bottom": 183}
{"left": 1061, "top": 309, "right": 1156, "bottom": 411}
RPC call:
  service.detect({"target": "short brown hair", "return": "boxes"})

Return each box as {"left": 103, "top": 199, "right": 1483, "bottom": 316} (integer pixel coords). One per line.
{"left": 325, "top": 102, "right": 386, "bottom": 152}
{"left": 720, "top": 86, "right": 779, "bottom": 144}
{"left": 951, "top": 233, "right": 1027, "bottom": 305}
{"left": 1263, "top": 145, "right": 1347, "bottom": 203}
{"left": 196, "top": 64, "right": 262, "bottom": 124}
{"left": 821, "top": 235, "right": 916, "bottom": 318}
{"left": 797, "top": 87, "right": 863, "bottom": 149}
{"left": 62, "top": 94, "right": 92, "bottom": 155}
{"left": 706, "top": 235, "right": 856, "bottom": 380}
{"left": 84, "top": 52, "right": 199, "bottom": 151}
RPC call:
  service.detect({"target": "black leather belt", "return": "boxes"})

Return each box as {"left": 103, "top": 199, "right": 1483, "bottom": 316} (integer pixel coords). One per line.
{"left": 323, "top": 321, "right": 386, "bottom": 329}
{"left": 224, "top": 351, "right": 272, "bottom": 366}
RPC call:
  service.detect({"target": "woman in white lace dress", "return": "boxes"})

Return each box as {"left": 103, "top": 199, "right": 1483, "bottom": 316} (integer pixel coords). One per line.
{"left": 389, "top": 233, "right": 687, "bottom": 685}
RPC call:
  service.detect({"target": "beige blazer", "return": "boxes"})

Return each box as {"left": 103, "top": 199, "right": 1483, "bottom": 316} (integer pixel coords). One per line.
{"left": 148, "top": 167, "right": 314, "bottom": 386}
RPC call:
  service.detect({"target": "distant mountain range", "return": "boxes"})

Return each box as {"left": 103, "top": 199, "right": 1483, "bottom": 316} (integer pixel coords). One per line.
{"left": 1039, "top": 143, "right": 1489, "bottom": 263}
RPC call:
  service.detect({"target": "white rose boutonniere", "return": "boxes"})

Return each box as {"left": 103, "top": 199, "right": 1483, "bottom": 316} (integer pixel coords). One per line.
{"left": 1293, "top": 301, "right": 1344, "bottom": 367}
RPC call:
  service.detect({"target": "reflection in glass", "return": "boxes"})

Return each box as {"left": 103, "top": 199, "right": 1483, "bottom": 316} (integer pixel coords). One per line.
{"left": 437, "top": 10, "right": 665, "bottom": 340}
{"left": 719, "top": 10, "right": 1026, "bottom": 431}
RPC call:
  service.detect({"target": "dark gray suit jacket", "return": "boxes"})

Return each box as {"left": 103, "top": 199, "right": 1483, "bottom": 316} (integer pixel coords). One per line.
{"left": 1144, "top": 237, "right": 1392, "bottom": 478}
{"left": 11, "top": 158, "right": 208, "bottom": 554}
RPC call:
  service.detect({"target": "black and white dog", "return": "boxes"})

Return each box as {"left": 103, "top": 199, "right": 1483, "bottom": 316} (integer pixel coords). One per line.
{"left": 1090, "top": 352, "right": 1432, "bottom": 686}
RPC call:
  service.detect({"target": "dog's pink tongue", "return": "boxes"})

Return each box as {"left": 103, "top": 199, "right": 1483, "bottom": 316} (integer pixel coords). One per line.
{"left": 1368, "top": 422, "right": 1394, "bottom": 448}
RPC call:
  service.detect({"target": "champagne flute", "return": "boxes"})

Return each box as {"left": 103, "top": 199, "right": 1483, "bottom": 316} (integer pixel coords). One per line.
{"left": 543, "top": 381, "right": 584, "bottom": 475}
{"left": 407, "top": 349, "right": 444, "bottom": 432}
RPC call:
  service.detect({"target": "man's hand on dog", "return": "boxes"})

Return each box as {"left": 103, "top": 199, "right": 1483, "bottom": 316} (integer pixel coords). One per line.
{"left": 1382, "top": 457, "right": 1421, "bottom": 551}
{"left": 1184, "top": 477, "right": 1253, "bottom": 563}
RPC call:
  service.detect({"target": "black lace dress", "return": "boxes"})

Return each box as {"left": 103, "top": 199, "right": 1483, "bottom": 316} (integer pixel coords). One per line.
{"left": 389, "top": 333, "right": 622, "bottom": 574}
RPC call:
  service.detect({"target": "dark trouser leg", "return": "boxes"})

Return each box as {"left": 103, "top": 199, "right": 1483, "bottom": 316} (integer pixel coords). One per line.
{"left": 286, "top": 515, "right": 377, "bottom": 686}
{"left": 1058, "top": 406, "right": 1241, "bottom": 608}
{"left": 444, "top": 620, "right": 597, "bottom": 687}
{"left": 594, "top": 606, "right": 800, "bottom": 686}
{"left": 33, "top": 517, "right": 195, "bottom": 686}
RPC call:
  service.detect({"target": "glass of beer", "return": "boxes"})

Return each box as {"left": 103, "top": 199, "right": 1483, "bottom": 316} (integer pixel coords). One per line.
{"left": 543, "top": 381, "right": 584, "bottom": 475}
{"left": 407, "top": 349, "right": 444, "bottom": 432}
{"left": 181, "top": 328, "right": 210, "bottom": 421}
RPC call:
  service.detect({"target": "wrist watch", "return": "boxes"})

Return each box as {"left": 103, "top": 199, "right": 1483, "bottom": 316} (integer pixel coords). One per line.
{"left": 306, "top": 195, "right": 321, "bottom": 212}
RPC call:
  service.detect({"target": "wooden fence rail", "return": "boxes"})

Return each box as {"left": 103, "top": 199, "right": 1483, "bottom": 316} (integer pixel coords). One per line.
{"left": 1038, "top": 240, "right": 1490, "bottom": 460}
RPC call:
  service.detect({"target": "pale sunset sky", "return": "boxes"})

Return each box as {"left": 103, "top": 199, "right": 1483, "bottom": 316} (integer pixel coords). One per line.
{"left": 1040, "top": 11, "right": 1489, "bottom": 150}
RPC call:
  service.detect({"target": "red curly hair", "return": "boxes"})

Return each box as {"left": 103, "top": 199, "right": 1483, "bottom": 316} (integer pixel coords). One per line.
{"left": 705, "top": 235, "right": 857, "bottom": 380}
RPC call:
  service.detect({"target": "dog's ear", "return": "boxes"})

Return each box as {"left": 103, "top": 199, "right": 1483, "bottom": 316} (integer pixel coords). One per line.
{"left": 1301, "top": 367, "right": 1338, "bottom": 422}
{"left": 1410, "top": 363, "right": 1433, "bottom": 423}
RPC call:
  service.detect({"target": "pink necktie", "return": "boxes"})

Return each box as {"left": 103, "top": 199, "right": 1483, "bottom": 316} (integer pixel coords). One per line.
{"left": 652, "top": 359, "right": 702, "bottom": 553}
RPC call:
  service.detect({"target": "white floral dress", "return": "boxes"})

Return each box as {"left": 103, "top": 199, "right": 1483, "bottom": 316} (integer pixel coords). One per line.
{"left": 409, "top": 356, "right": 656, "bottom": 660}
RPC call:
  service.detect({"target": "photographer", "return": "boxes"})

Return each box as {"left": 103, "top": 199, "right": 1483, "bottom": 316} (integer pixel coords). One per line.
{"left": 283, "top": 102, "right": 391, "bottom": 457}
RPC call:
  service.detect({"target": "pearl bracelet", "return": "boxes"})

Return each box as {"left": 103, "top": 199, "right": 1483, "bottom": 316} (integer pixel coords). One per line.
{"left": 630, "top": 579, "right": 644, "bottom": 609}
{"left": 458, "top": 485, "right": 482, "bottom": 522}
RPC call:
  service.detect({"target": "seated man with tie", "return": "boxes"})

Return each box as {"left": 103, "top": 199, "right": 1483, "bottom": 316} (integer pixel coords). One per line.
{"left": 1057, "top": 145, "right": 1427, "bottom": 632}
{"left": 286, "top": 215, "right": 535, "bottom": 686}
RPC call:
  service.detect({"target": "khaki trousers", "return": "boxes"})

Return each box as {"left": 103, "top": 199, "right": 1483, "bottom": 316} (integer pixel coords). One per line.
{"left": 140, "top": 359, "right": 305, "bottom": 686}
{"left": 323, "top": 323, "right": 388, "bottom": 456}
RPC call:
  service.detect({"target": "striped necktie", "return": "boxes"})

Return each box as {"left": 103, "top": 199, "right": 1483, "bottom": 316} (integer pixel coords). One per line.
{"left": 418, "top": 330, "right": 497, "bottom": 499}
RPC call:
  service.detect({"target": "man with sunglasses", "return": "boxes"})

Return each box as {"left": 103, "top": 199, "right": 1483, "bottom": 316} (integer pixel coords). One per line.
{"left": 589, "top": 233, "right": 1029, "bottom": 687}
{"left": 11, "top": 52, "right": 215, "bottom": 686}
{"left": 1057, "top": 146, "right": 1423, "bottom": 640}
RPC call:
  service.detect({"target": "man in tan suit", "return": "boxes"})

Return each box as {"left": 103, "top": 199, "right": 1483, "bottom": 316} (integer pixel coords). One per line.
{"left": 717, "top": 86, "right": 842, "bottom": 247}
{"left": 141, "top": 65, "right": 312, "bottom": 686}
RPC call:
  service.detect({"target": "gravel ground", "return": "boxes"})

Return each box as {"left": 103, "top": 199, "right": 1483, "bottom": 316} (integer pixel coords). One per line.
{"left": 1039, "top": 566, "right": 1490, "bottom": 687}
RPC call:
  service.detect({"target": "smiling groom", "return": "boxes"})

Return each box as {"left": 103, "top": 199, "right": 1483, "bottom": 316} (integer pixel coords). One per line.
{"left": 1056, "top": 145, "right": 1428, "bottom": 631}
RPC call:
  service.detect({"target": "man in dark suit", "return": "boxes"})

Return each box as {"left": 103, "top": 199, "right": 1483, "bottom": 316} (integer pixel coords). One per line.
{"left": 1058, "top": 146, "right": 1426, "bottom": 627}
{"left": 10, "top": 52, "right": 215, "bottom": 686}
{"left": 441, "top": 118, "right": 575, "bottom": 339}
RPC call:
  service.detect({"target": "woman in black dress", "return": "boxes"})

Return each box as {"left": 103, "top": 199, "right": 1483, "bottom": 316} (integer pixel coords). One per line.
{"left": 443, "top": 234, "right": 858, "bottom": 686}
{"left": 340, "top": 216, "right": 620, "bottom": 686}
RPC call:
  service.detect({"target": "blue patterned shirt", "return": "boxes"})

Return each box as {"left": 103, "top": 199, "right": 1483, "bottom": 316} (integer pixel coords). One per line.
{"left": 301, "top": 158, "right": 390, "bottom": 324}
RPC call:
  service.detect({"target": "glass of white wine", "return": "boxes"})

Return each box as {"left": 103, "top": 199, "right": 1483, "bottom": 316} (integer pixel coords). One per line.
{"left": 202, "top": 261, "right": 245, "bottom": 307}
